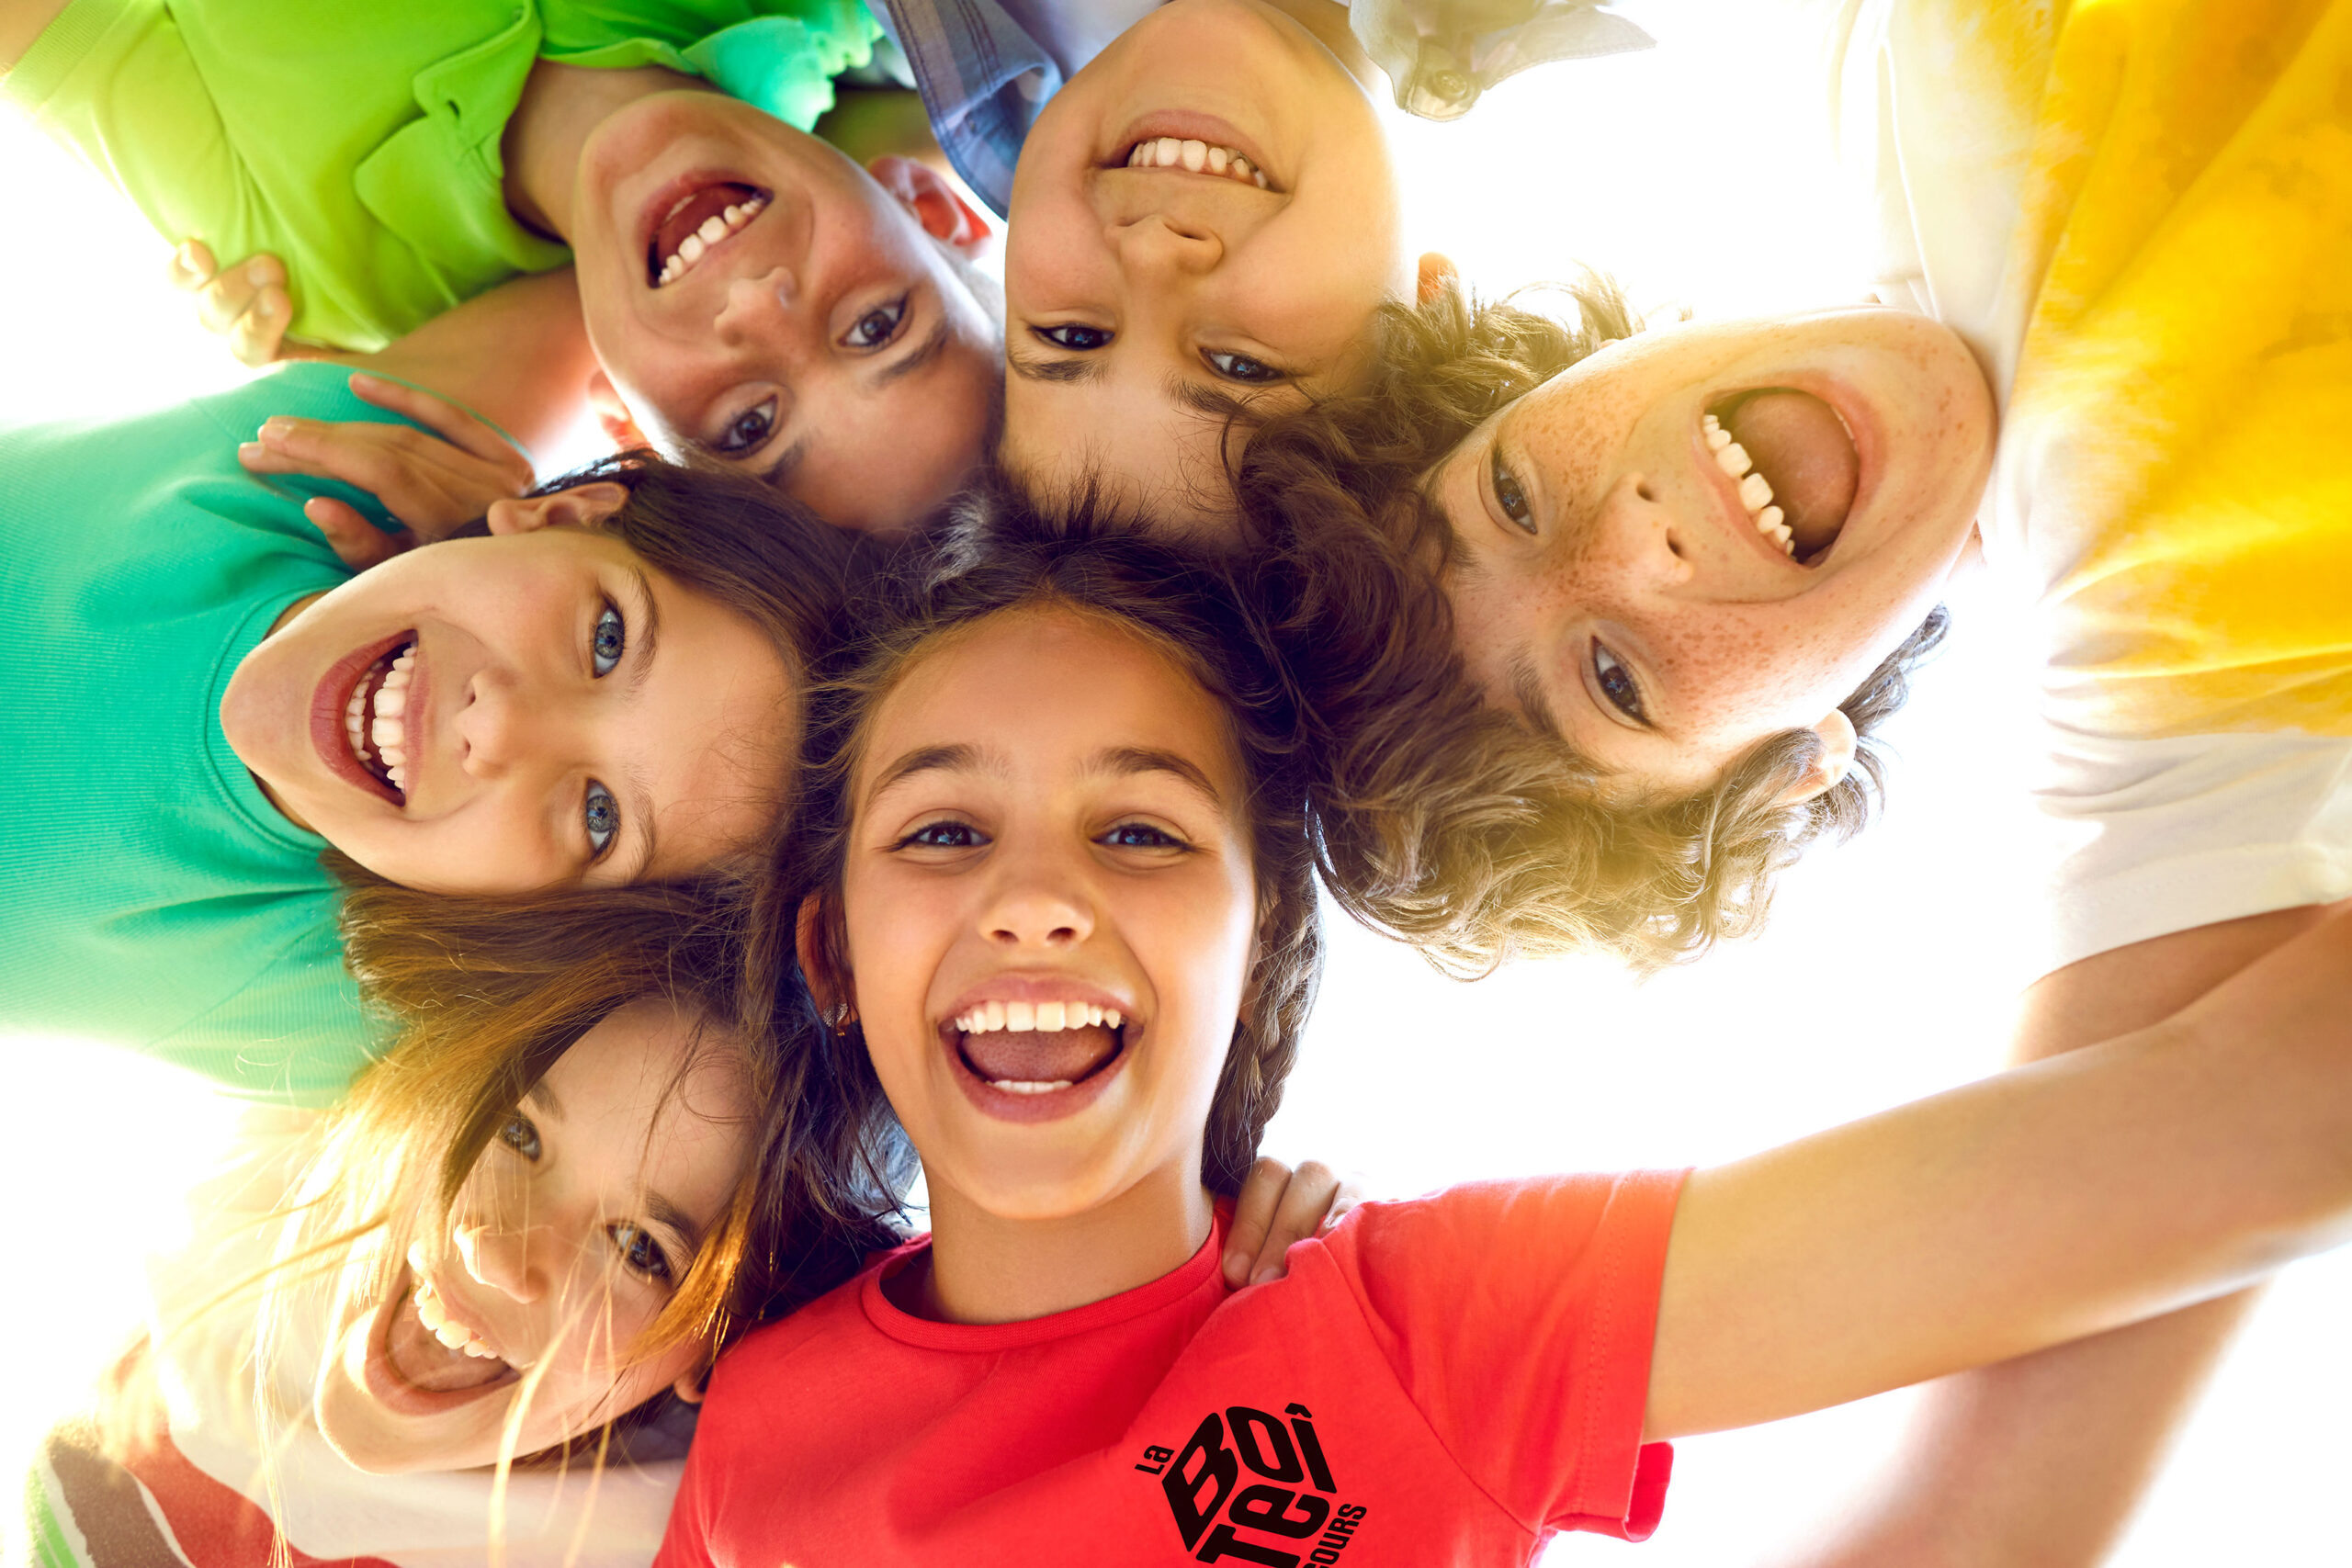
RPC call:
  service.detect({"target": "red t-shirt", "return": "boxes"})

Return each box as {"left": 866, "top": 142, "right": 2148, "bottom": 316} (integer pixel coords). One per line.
{"left": 658, "top": 1171, "right": 1687, "bottom": 1567}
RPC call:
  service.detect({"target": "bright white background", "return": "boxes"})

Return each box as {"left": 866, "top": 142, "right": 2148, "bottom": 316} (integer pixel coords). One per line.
{"left": 4, "top": 3, "right": 2347, "bottom": 1562}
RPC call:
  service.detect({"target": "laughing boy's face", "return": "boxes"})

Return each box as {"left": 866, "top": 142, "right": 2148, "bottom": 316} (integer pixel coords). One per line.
{"left": 569, "top": 94, "right": 1002, "bottom": 535}
{"left": 998, "top": 0, "right": 1416, "bottom": 538}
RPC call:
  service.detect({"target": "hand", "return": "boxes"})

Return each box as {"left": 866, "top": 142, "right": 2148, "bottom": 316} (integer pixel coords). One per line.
{"left": 236, "top": 373, "right": 536, "bottom": 570}
{"left": 1222, "top": 1156, "right": 1368, "bottom": 1288}
{"left": 168, "top": 241, "right": 293, "bottom": 367}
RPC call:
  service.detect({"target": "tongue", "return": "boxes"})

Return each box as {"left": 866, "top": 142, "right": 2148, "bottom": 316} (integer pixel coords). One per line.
{"left": 1723, "top": 390, "right": 1858, "bottom": 557}
{"left": 385, "top": 1296, "right": 509, "bottom": 1394}
{"left": 964, "top": 1027, "right": 1117, "bottom": 1085}
{"left": 653, "top": 183, "right": 758, "bottom": 268}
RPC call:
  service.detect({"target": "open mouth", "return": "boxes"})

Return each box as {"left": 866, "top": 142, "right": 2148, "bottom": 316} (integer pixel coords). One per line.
{"left": 1117, "top": 136, "right": 1272, "bottom": 189}
{"left": 645, "top": 181, "right": 770, "bottom": 288}
{"left": 367, "top": 1266, "right": 519, "bottom": 1412}
{"left": 1702, "top": 389, "right": 1859, "bottom": 566}
{"left": 342, "top": 637, "right": 416, "bottom": 798}
{"left": 948, "top": 999, "right": 1127, "bottom": 1095}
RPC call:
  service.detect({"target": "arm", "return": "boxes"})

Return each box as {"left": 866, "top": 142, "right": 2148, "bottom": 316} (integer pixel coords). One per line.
{"left": 1644, "top": 902, "right": 2352, "bottom": 1442}
{"left": 1758, "top": 902, "right": 2341, "bottom": 1568}
{"left": 0, "top": 0, "right": 70, "bottom": 72}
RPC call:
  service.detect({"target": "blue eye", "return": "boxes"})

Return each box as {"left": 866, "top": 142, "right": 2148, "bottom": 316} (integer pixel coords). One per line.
{"left": 584, "top": 781, "right": 620, "bottom": 856}
{"left": 1490, "top": 446, "right": 1534, "bottom": 534}
{"left": 1204, "top": 349, "right": 1285, "bottom": 384}
{"left": 609, "top": 1222, "right": 673, "bottom": 1282}
{"left": 843, "top": 297, "right": 908, "bottom": 350}
{"left": 1035, "top": 323, "right": 1113, "bottom": 351}
{"left": 592, "top": 604, "right": 625, "bottom": 676}
{"left": 1592, "top": 641, "right": 1645, "bottom": 722}
{"left": 714, "top": 398, "right": 776, "bottom": 457}
{"left": 898, "top": 819, "right": 983, "bottom": 850}
{"left": 497, "top": 1112, "right": 541, "bottom": 1160}
{"left": 1100, "top": 822, "right": 1184, "bottom": 850}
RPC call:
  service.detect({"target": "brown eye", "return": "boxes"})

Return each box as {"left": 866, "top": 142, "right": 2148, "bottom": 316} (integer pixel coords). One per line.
{"left": 497, "top": 1113, "right": 541, "bottom": 1160}
{"left": 1592, "top": 640, "right": 1645, "bottom": 722}
{"left": 1490, "top": 446, "right": 1534, "bottom": 533}
{"left": 843, "top": 297, "right": 909, "bottom": 349}
{"left": 715, "top": 398, "right": 776, "bottom": 456}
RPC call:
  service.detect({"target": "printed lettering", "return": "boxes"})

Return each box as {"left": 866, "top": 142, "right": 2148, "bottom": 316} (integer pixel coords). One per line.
{"left": 1194, "top": 1523, "right": 1302, "bottom": 1566}
{"left": 1230, "top": 1484, "right": 1330, "bottom": 1538}
{"left": 1285, "top": 1405, "right": 1337, "bottom": 1494}
{"left": 1227, "top": 1407, "right": 1305, "bottom": 1483}
{"left": 1336, "top": 1505, "right": 1367, "bottom": 1523}
{"left": 1164, "top": 1414, "right": 1239, "bottom": 1549}
{"left": 1311, "top": 1551, "right": 1341, "bottom": 1565}
{"left": 1136, "top": 1442, "right": 1175, "bottom": 1475}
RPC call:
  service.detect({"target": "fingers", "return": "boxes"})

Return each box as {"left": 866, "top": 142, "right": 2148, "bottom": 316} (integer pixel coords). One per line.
{"left": 166, "top": 240, "right": 218, "bottom": 292}
{"left": 346, "top": 373, "right": 532, "bottom": 479}
{"left": 235, "top": 415, "right": 523, "bottom": 542}
{"left": 1243, "top": 1160, "right": 1342, "bottom": 1286}
{"left": 227, "top": 285, "right": 291, "bottom": 367}
{"left": 196, "top": 254, "right": 284, "bottom": 335}
{"left": 302, "top": 497, "right": 413, "bottom": 571}
{"left": 1222, "top": 1156, "right": 1292, "bottom": 1287}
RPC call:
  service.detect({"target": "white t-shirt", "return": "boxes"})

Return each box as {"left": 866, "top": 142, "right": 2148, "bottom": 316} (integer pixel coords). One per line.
{"left": 1824, "top": 0, "right": 2352, "bottom": 973}
{"left": 28, "top": 1111, "right": 686, "bottom": 1568}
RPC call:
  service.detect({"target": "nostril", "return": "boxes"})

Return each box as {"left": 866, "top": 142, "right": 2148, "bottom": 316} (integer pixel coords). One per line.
{"left": 1636, "top": 480, "right": 1659, "bottom": 502}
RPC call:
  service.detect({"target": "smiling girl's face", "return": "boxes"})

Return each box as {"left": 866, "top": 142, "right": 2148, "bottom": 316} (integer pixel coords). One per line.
{"left": 220, "top": 484, "right": 797, "bottom": 893}
{"left": 834, "top": 604, "right": 1259, "bottom": 1221}
{"left": 1430, "top": 307, "right": 1995, "bottom": 795}
{"left": 314, "top": 997, "right": 752, "bottom": 1472}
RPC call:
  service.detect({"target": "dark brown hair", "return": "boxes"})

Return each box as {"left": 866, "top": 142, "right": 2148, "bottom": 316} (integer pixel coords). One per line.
{"left": 769, "top": 478, "right": 1323, "bottom": 1194}
{"left": 1232, "top": 277, "right": 1948, "bottom": 973}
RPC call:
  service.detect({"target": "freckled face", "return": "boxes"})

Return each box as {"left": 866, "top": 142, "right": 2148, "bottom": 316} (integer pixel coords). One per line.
{"left": 1432, "top": 308, "right": 1994, "bottom": 794}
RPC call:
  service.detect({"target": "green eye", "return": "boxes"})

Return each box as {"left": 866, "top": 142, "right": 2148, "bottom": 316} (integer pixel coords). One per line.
{"left": 584, "top": 782, "right": 619, "bottom": 856}
{"left": 592, "top": 604, "right": 625, "bottom": 676}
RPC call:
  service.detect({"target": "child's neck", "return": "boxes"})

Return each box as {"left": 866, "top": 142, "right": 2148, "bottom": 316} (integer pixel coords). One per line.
{"left": 501, "top": 61, "right": 717, "bottom": 244}
{"left": 912, "top": 1162, "right": 1217, "bottom": 1325}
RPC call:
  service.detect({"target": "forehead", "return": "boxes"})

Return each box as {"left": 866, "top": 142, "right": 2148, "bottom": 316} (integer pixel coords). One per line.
{"left": 543, "top": 999, "right": 754, "bottom": 1193}
{"left": 860, "top": 604, "right": 1241, "bottom": 800}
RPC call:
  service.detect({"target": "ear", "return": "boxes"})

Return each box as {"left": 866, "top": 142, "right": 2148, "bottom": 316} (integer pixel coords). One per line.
{"left": 867, "top": 154, "right": 994, "bottom": 260}
{"left": 586, "top": 367, "right": 649, "bottom": 450}
{"left": 1776, "top": 708, "right": 1859, "bottom": 807}
{"left": 672, "top": 1366, "right": 707, "bottom": 1404}
{"left": 1417, "top": 252, "right": 1459, "bottom": 306}
{"left": 795, "top": 894, "right": 853, "bottom": 1022}
{"left": 483, "top": 480, "right": 630, "bottom": 536}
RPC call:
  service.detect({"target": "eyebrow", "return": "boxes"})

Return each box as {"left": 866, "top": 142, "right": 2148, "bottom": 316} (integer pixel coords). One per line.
{"left": 1087, "top": 745, "right": 1224, "bottom": 807}
{"left": 644, "top": 1189, "right": 707, "bottom": 1262}
{"left": 525, "top": 1078, "right": 565, "bottom": 1122}
{"left": 873, "top": 315, "right": 954, "bottom": 388}
{"left": 1510, "top": 648, "right": 1566, "bottom": 743}
{"left": 865, "top": 741, "right": 1224, "bottom": 809}
{"left": 760, "top": 436, "right": 809, "bottom": 488}
{"left": 865, "top": 741, "right": 1000, "bottom": 805}
{"left": 610, "top": 566, "right": 664, "bottom": 884}
{"left": 1008, "top": 352, "right": 1103, "bottom": 385}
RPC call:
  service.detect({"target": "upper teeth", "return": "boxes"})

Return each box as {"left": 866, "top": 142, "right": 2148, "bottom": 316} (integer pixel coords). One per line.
{"left": 413, "top": 1277, "right": 498, "bottom": 1360}
{"left": 1704, "top": 413, "right": 1793, "bottom": 557}
{"left": 654, "top": 194, "right": 767, "bottom": 288}
{"left": 345, "top": 643, "right": 416, "bottom": 794}
{"left": 1125, "top": 137, "right": 1270, "bottom": 189}
{"left": 955, "top": 1000, "right": 1123, "bottom": 1033}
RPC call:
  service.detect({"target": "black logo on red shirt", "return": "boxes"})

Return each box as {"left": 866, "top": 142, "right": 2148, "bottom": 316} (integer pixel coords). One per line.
{"left": 1136, "top": 1404, "right": 1368, "bottom": 1565}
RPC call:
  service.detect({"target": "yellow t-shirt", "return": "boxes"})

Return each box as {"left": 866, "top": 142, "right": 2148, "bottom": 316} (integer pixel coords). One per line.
{"left": 1832, "top": 0, "right": 2352, "bottom": 970}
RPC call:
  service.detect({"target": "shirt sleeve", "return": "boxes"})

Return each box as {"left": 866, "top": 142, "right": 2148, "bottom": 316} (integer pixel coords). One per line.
{"left": 1323, "top": 1171, "right": 1686, "bottom": 1540}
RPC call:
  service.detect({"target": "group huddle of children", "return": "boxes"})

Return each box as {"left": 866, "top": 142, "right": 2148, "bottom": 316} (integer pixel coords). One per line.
{"left": 6, "top": 0, "right": 2352, "bottom": 1562}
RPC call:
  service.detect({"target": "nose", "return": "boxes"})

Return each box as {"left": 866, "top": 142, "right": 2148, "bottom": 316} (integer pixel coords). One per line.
{"left": 1112, "top": 213, "right": 1224, "bottom": 279}
{"left": 713, "top": 265, "right": 807, "bottom": 352}
{"left": 981, "top": 855, "right": 1097, "bottom": 949}
{"left": 456, "top": 1220, "right": 546, "bottom": 1305}
{"left": 1586, "top": 473, "right": 1698, "bottom": 592}
{"left": 457, "top": 668, "right": 567, "bottom": 781}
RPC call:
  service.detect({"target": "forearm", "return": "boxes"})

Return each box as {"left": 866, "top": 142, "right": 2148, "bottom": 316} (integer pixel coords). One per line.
{"left": 349, "top": 267, "right": 596, "bottom": 465}
{"left": 1767, "top": 904, "right": 2342, "bottom": 1568}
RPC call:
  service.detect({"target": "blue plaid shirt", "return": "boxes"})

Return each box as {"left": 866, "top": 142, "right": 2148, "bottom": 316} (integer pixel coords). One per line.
{"left": 865, "top": 0, "right": 1651, "bottom": 217}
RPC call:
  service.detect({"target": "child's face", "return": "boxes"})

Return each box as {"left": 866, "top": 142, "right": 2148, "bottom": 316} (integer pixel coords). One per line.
{"left": 1429, "top": 309, "right": 1996, "bottom": 794}
{"left": 315, "top": 998, "right": 753, "bottom": 1473}
{"left": 569, "top": 94, "right": 1001, "bottom": 536}
{"left": 836, "top": 605, "right": 1258, "bottom": 1221}
{"left": 999, "top": 0, "right": 1413, "bottom": 534}
{"left": 220, "top": 484, "right": 795, "bottom": 893}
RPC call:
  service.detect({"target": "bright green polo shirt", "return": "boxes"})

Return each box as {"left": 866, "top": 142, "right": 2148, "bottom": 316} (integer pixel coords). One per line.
{"left": 0, "top": 363, "right": 434, "bottom": 1103}
{"left": 5, "top": 0, "right": 879, "bottom": 350}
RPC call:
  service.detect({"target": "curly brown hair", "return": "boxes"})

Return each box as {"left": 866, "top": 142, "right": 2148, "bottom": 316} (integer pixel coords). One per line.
{"left": 768, "top": 478, "right": 1323, "bottom": 1195}
{"left": 1232, "top": 276, "right": 1949, "bottom": 974}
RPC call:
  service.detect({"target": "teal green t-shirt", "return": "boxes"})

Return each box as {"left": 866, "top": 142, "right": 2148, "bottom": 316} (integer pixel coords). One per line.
{"left": 5, "top": 0, "right": 882, "bottom": 351}
{"left": 0, "top": 364, "right": 424, "bottom": 1103}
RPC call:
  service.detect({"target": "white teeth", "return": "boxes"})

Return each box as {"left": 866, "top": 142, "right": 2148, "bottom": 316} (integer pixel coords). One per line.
{"left": 414, "top": 1279, "right": 500, "bottom": 1361}
{"left": 345, "top": 642, "right": 416, "bottom": 791}
{"left": 1706, "top": 414, "right": 1800, "bottom": 556}
{"left": 989, "top": 1079, "right": 1076, "bottom": 1095}
{"left": 1737, "top": 471, "right": 1773, "bottom": 511}
{"left": 653, "top": 193, "right": 766, "bottom": 288}
{"left": 1714, "top": 440, "right": 1752, "bottom": 479}
{"left": 1758, "top": 504, "right": 1784, "bottom": 532}
{"left": 1125, "top": 139, "right": 1269, "bottom": 189}
{"left": 956, "top": 1001, "right": 1124, "bottom": 1033}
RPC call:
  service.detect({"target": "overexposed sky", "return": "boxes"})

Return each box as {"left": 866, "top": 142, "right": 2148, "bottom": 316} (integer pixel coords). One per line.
{"left": 4, "top": 4, "right": 2347, "bottom": 1562}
